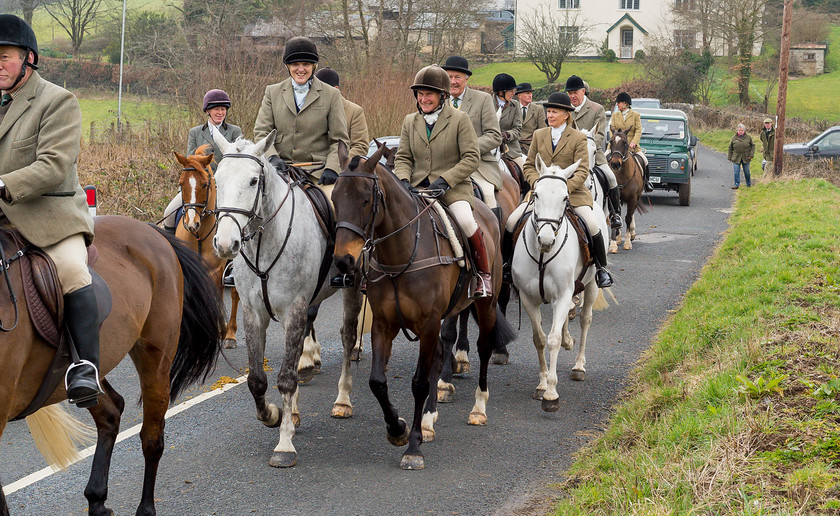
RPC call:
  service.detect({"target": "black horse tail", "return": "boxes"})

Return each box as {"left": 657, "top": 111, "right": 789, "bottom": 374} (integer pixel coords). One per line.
{"left": 492, "top": 304, "right": 517, "bottom": 353}
{"left": 153, "top": 226, "right": 225, "bottom": 402}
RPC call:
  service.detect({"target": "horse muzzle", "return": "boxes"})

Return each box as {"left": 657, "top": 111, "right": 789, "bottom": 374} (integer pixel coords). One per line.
{"left": 333, "top": 253, "right": 357, "bottom": 275}
{"left": 213, "top": 233, "right": 241, "bottom": 261}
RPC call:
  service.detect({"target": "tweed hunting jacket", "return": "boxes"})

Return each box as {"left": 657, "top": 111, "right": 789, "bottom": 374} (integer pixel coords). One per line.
{"left": 343, "top": 97, "right": 370, "bottom": 158}
{"left": 573, "top": 98, "right": 608, "bottom": 166}
{"left": 393, "top": 102, "right": 480, "bottom": 208}
{"left": 728, "top": 133, "right": 755, "bottom": 164}
{"left": 498, "top": 98, "right": 523, "bottom": 159}
{"left": 254, "top": 76, "right": 349, "bottom": 177}
{"left": 523, "top": 126, "right": 592, "bottom": 208}
{"left": 760, "top": 127, "right": 775, "bottom": 160}
{"left": 458, "top": 87, "right": 503, "bottom": 189}
{"left": 520, "top": 102, "right": 547, "bottom": 152}
{"left": 0, "top": 72, "right": 94, "bottom": 248}
{"left": 187, "top": 121, "right": 243, "bottom": 167}
{"left": 610, "top": 108, "right": 643, "bottom": 148}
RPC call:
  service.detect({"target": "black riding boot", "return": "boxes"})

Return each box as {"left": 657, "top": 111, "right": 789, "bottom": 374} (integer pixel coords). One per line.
{"left": 64, "top": 284, "right": 102, "bottom": 408}
{"left": 490, "top": 207, "right": 502, "bottom": 231}
{"left": 501, "top": 228, "right": 514, "bottom": 283}
{"left": 591, "top": 232, "right": 613, "bottom": 288}
{"left": 643, "top": 163, "right": 654, "bottom": 192}
{"left": 468, "top": 227, "right": 493, "bottom": 298}
{"left": 607, "top": 186, "right": 622, "bottom": 229}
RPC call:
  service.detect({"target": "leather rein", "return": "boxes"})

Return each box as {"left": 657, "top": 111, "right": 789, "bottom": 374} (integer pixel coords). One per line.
{"left": 179, "top": 166, "right": 219, "bottom": 252}
{"left": 522, "top": 175, "right": 571, "bottom": 304}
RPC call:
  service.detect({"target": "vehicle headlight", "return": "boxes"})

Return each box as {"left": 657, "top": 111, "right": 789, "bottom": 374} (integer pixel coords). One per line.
{"left": 669, "top": 160, "right": 681, "bottom": 170}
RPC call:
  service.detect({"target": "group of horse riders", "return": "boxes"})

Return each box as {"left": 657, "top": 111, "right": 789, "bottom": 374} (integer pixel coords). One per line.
{"left": 0, "top": 10, "right": 653, "bottom": 413}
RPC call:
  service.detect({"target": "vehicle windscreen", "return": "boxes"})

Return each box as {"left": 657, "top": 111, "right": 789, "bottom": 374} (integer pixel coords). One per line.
{"left": 634, "top": 100, "right": 661, "bottom": 108}
{"left": 641, "top": 119, "right": 686, "bottom": 141}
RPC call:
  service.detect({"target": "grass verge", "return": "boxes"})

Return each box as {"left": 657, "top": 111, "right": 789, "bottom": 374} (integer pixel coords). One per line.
{"left": 553, "top": 178, "right": 840, "bottom": 513}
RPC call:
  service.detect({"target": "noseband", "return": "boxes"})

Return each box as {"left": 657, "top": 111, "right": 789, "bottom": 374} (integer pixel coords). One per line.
{"left": 334, "top": 170, "right": 383, "bottom": 245}
{"left": 530, "top": 175, "right": 569, "bottom": 237}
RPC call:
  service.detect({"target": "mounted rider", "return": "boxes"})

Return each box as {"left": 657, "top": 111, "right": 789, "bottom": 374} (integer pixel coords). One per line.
{"left": 393, "top": 65, "right": 494, "bottom": 298}
{"left": 493, "top": 73, "right": 524, "bottom": 171}
{"left": 516, "top": 82, "right": 547, "bottom": 155}
{"left": 0, "top": 15, "right": 101, "bottom": 407}
{"left": 314, "top": 67, "right": 370, "bottom": 158}
{"left": 505, "top": 92, "right": 614, "bottom": 288}
{"left": 564, "top": 74, "right": 622, "bottom": 229}
{"left": 610, "top": 92, "right": 654, "bottom": 192}
{"left": 441, "top": 56, "right": 503, "bottom": 220}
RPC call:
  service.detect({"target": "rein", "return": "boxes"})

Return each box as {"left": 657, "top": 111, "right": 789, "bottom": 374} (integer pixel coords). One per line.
{"left": 0, "top": 238, "right": 22, "bottom": 331}
{"left": 524, "top": 175, "right": 572, "bottom": 304}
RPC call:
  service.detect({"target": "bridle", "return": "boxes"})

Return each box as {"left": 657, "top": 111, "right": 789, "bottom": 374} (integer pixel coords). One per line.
{"left": 179, "top": 166, "right": 218, "bottom": 242}
{"left": 529, "top": 175, "right": 569, "bottom": 238}
{"left": 334, "top": 170, "right": 384, "bottom": 246}
{"left": 524, "top": 174, "right": 571, "bottom": 304}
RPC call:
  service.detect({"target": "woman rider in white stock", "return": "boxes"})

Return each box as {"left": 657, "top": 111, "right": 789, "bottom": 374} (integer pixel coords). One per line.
{"left": 493, "top": 73, "right": 525, "bottom": 171}
{"left": 610, "top": 91, "right": 654, "bottom": 192}
{"left": 393, "top": 65, "right": 493, "bottom": 297}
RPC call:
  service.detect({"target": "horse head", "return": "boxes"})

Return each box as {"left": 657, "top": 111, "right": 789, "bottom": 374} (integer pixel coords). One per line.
{"left": 174, "top": 145, "right": 214, "bottom": 234}
{"left": 581, "top": 127, "right": 597, "bottom": 172}
{"left": 607, "top": 129, "right": 628, "bottom": 172}
{"left": 211, "top": 127, "right": 277, "bottom": 260}
{"left": 533, "top": 155, "right": 579, "bottom": 253}
{"left": 332, "top": 140, "right": 391, "bottom": 275}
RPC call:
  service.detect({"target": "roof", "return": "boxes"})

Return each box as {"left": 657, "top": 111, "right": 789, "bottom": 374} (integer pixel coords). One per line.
{"left": 790, "top": 43, "right": 827, "bottom": 50}
{"left": 634, "top": 107, "right": 689, "bottom": 120}
{"left": 606, "top": 14, "right": 648, "bottom": 35}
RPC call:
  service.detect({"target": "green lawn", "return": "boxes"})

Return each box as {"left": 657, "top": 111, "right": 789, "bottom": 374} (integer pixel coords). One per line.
{"left": 470, "top": 60, "right": 640, "bottom": 90}
{"left": 76, "top": 94, "right": 188, "bottom": 139}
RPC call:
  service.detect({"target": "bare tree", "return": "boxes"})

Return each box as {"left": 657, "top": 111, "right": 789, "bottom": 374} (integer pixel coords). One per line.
{"left": 10, "top": 0, "right": 45, "bottom": 26}
{"left": 516, "top": 6, "right": 591, "bottom": 84}
{"left": 44, "top": 0, "right": 108, "bottom": 57}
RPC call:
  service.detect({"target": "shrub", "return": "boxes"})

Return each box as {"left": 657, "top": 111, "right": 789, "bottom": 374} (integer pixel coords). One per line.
{"left": 634, "top": 49, "right": 646, "bottom": 60}
{"left": 604, "top": 49, "right": 617, "bottom": 63}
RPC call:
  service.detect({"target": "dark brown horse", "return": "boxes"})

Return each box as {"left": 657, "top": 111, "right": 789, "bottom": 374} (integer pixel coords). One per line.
{"left": 173, "top": 146, "right": 240, "bottom": 348}
{"left": 606, "top": 129, "right": 646, "bottom": 253}
{"left": 332, "top": 142, "right": 515, "bottom": 470}
{"left": 0, "top": 216, "right": 224, "bottom": 516}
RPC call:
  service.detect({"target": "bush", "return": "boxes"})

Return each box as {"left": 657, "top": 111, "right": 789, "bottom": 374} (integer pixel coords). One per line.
{"left": 604, "top": 49, "right": 617, "bottom": 63}
{"left": 635, "top": 49, "right": 646, "bottom": 60}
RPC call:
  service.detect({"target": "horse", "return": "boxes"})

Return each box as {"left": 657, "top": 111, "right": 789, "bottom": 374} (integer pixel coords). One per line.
{"left": 512, "top": 156, "right": 609, "bottom": 411}
{"left": 0, "top": 216, "right": 224, "bottom": 516}
{"left": 173, "top": 145, "right": 240, "bottom": 349}
{"left": 332, "top": 141, "right": 516, "bottom": 470}
{"left": 210, "top": 129, "right": 362, "bottom": 469}
{"left": 606, "top": 129, "right": 645, "bottom": 253}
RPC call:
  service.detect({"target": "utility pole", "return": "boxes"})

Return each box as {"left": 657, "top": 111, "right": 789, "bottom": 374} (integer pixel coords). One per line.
{"left": 773, "top": 0, "right": 793, "bottom": 176}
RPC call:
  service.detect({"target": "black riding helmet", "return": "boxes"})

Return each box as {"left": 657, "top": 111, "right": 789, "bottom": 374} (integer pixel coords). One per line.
{"left": 283, "top": 36, "right": 319, "bottom": 64}
{"left": 492, "top": 73, "right": 517, "bottom": 94}
{"left": 0, "top": 15, "right": 39, "bottom": 92}
{"left": 616, "top": 92, "right": 632, "bottom": 105}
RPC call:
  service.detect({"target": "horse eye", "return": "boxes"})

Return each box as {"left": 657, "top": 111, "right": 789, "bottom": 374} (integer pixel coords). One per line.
{"left": 202, "top": 182, "right": 210, "bottom": 189}
{"left": 361, "top": 199, "right": 370, "bottom": 206}
{"left": 250, "top": 177, "right": 258, "bottom": 186}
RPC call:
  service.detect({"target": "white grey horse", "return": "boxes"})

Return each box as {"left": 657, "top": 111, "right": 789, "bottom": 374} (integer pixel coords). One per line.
{"left": 211, "top": 128, "right": 362, "bottom": 468}
{"left": 512, "top": 157, "right": 609, "bottom": 412}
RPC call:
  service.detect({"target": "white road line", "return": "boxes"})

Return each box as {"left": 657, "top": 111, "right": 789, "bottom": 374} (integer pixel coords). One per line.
{"left": 6, "top": 374, "right": 247, "bottom": 495}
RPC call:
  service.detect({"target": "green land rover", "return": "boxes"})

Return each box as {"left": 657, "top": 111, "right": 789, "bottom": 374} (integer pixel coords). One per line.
{"left": 635, "top": 108, "right": 698, "bottom": 206}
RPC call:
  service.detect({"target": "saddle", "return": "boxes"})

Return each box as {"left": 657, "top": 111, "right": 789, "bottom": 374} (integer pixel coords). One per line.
{"left": 286, "top": 166, "right": 335, "bottom": 242}
{"left": 591, "top": 166, "right": 610, "bottom": 195}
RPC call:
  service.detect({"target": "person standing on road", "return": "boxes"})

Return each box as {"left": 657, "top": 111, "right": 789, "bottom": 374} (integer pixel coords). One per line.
{"left": 728, "top": 123, "right": 754, "bottom": 189}
{"left": 609, "top": 92, "right": 654, "bottom": 192}
{"left": 393, "top": 65, "right": 492, "bottom": 297}
{"left": 0, "top": 15, "right": 101, "bottom": 407}
{"left": 759, "top": 117, "right": 775, "bottom": 172}
{"left": 314, "top": 67, "right": 370, "bottom": 158}
{"left": 565, "top": 74, "right": 622, "bottom": 229}
{"left": 516, "top": 82, "right": 546, "bottom": 155}
{"left": 493, "top": 73, "right": 524, "bottom": 171}
{"left": 441, "top": 56, "right": 503, "bottom": 216}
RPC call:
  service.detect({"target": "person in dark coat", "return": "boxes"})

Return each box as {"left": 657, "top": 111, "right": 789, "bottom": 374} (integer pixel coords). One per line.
{"left": 727, "top": 123, "right": 754, "bottom": 189}
{"left": 760, "top": 117, "right": 775, "bottom": 172}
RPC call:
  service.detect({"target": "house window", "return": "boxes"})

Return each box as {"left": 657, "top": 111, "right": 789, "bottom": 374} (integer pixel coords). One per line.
{"left": 805, "top": 53, "right": 816, "bottom": 61}
{"left": 674, "top": 30, "right": 695, "bottom": 49}
{"left": 621, "top": 0, "right": 639, "bottom": 9}
{"left": 674, "top": 0, "right": 693, "bottom": 10}
{"left": 427, "top": 31, "right": 441, "bottom": 46}
{"left": 559, "top": 26, "right": 580, "bottom": 44}
{"left": 559, "top": 0, "right": 580, "bottom": 8}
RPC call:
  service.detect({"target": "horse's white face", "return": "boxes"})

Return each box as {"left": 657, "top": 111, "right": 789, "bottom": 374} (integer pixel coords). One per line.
{"left": 533, "top": 156, "right": 579, "bottom": 253}
{"left": 211, "top": 128, "right": 276, "bottom": 260}
{"left": 582, "top": 127, "right": 597, "bottom": 169}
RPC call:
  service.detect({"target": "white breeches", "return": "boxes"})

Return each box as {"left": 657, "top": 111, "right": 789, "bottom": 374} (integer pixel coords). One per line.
{"left": 505, "top": 199, "right": 601, "bottom": 238}
{"left": 162, "top": 191, "right": 183, "bottom": 228}
{"left": 471, "top": 173, "right": 497, "bottom": 209}
{"left": 449, "top": 200, "right": 478, "bottom": 236}
{"left": 596, "top": 163, "right": 618, "bottom": 189}
{"left": 43, "top": 233, "right": 91, "bottom": 294}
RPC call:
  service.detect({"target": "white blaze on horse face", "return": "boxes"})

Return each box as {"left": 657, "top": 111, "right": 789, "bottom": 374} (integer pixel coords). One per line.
{"left": 186, "top": 176, "right": 199, "bottom": 228}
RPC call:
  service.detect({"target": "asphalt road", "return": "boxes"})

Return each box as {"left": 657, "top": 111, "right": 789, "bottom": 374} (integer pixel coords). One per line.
{"left": 2, "top": 146, "right": 735, "bottom": 515}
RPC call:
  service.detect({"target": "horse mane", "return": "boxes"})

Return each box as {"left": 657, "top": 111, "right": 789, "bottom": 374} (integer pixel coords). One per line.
{"left": 349, "top": 155, "right": 363, "bottom": 170}
{"left": 194, "top": 143, "right": 212, "bottom": 157}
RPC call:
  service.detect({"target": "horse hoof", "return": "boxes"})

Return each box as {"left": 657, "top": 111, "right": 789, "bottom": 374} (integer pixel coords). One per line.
{"left": 570, "top": 370, "right": 586, "bottom": 382}
{"left": 490, "top": 352, "right": 509, "bottom": 365}
{"left": 263, "top": 405, "right": 281, "bottom": 428}
{"left": 222, "top": 339, "right": 237, "bottom": 349}
{"left": 350, "top": 348, "right": 362, "bottom": 361}
{"left": 609, "top": 246, "right": 618, "bottom": 254}
{"left": 624, "top": 243, "right": 632, "bottom": 250}
{"left": 269, "top": 451, "right": 297, "bottom": 468}
{"left": 562, "top": 337, "right": 574, "bottom": 351}
{"left": 292, "top": 413, "right": 301, "bottom": 428}
{"left": 453, "top": 361, "right": 470, "bottom": 375}
{"left": 532, "top": 388, "right": 545, "bottom": 400}
{"left": 387, "top": 418, "right": 409, "bottom": 447}
{"left": 541, "top": 397, "right": 561, "bottom": 412}
{"left": 331, "top": 403, "right": 353, "bottom": 418}
{"left": 437, "top": 388, "right": 455, "bottom": 404}
{"left": 422, "top": 429, "right": 435, "bottom": 442}
{"left": 313, "top": 361, "right": 321, "bottom": 375}
{"left": 400, "top": 453, "right": 425, "bottom": 470}
{"left": 467, "top": 411, "right": 487, "bottom": 426}
{"left": 298, "top": 366, "right": 315, "bottom": 384}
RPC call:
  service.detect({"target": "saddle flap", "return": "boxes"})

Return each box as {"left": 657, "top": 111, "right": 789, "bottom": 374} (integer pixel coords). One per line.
{"left": 565, "top": 206, "right": 593, "bottom": 269}
{"left": 288, "top": 166, "right": 335, "bottom": 242}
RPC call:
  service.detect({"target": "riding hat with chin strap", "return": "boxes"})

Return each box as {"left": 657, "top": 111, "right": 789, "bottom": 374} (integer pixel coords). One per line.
{"left": 283, "top": 36, "right": 319, "bottom": 64}
{"left": 492, "top": 73, "right": 517, "bottom": 94}
{"left": 0, "top": 14, "right": 40, "bottom": 93}
{"left": 410, "top": 65, "right": 451, "bottom": 95}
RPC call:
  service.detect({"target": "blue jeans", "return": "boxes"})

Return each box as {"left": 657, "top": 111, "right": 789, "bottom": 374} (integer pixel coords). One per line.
{"left": 733, "top": 161, "right": 751, "bottom": 187}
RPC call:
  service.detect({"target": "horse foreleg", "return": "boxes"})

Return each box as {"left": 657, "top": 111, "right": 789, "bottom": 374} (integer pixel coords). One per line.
{"left": 469, "top": 298, "right": 496, "bottom": 427}
{"left": 629, "top": 213, "right": 637, "bottom": 242}
{"left": 331, "top": 288, "right": 363, "bottom": 419}
{"left": 369, "top": 321, "right": 407, "bottom": 449}
{"left": 571, "top": 282, "right": 598, "bottom": 382}
{"left": 222, "top": 286, "right": 240, "bottom": 349}
{"left": 421, "top": 332, "right": 444, "bottom": 443}
{"left": 244, "top": 308, "right": 279, "bottom": 428}
{"left": 437, "top": 316, "right": 457, "bottom": 404}
{"left": 84, "top": 379, "right": 125, "bottom": 516}
{"left": 543, "top": 292, "right": 574, "bottom": 412}
{"left": 521, "top": 293, "right": 548, "bottom": 400}
{"left": 271, "top": 298, "right": 308, "bottom": 468}
{"left": 453, "top": 310, "right": 472, "bottom": 373}
{"left": 401, "top": 320, "right": 442, "bottom": 470}
{"left": 298, "top": 303, "right": 321, "bottom": 383}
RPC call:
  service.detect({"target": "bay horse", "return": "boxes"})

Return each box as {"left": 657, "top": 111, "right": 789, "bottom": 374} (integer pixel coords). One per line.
{"left": 0, "top": 216, "right": 224, "bottom": 516}
{"left": 173, "top": 145, "right": 240, "bottom": 349}
{"left": 210, "top": 129, "right": 362, "bottom": 469}
{"left": 511, "top": 157, "right": 608, "bottom": 410}
{"left": 606, "top": 129, "right": 645, "bottom": 253}
{"left": 332, "top": 141, "right": 516, "bottom": 470}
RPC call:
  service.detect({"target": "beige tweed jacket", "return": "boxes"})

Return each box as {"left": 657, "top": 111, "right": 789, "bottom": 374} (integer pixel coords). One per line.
{"left": 523, "top": 126, "right": 592, "bottom": 208}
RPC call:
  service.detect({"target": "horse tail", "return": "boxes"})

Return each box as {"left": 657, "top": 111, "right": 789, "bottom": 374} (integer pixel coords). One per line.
{"left": 593, "top": 288, "right": 609, "bottom": 311}
{"left": 492, "top": 304, "right": 517, "bottom": 352}
{"left": 25, "top": 404, "right": 95, "bottom": 470}
{"left": 154, "top": 227, "right": 225, "bottom": 402}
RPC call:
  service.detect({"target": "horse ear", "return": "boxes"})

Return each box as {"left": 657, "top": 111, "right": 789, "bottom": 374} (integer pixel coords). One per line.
{"left": 536, "top": 154, "right": 547, "bottom": 176}
{"left": 364, "top": 142, "right": 386, "bottom": 172}
{"left": 564, "top": 159, "right": 582, "bottom": 180}
{"left": 338, "top": 140, "right": 350, "bottom": 171}
{"left": 253, "top": 129, "right": 276, "bottom": 157}
{"left": 174, "top": 151, "right": 190, "bottom": 168}
{"left": 210, "top": 124, "right": 233, "bottom": 156}
{"left": 198, "top": 153, "right": 214, "bottom": 168}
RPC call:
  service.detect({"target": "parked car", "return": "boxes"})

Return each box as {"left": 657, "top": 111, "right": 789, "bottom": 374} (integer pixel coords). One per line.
{"left": 632, "top": 98, "right": 662, "bottom": 109}
{"left": 783, "top": 126, "right": 840, "bottom": 161}
{"left": 367, "top": 136, "right": 400, "bottom": 164}
{"left": 635, "top": 108, "right": 697, "bottom": 206}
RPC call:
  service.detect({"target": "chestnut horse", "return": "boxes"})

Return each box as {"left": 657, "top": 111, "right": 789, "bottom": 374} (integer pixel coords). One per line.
{"left": 332, "top": 142, "right": 516, "bottom": 470}
{"left": 173, "top": 145, "right": 240, "bottom": 348}
{"left": 606, "top": 129, "right": 646, "bottom": 253}
{"left": 0, "top": 216, "right": 224, "bottom": 516}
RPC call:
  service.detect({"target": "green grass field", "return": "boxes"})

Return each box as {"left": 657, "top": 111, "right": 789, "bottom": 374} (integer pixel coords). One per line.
{"left": 76, "top": 94, "right": 189, "bottom": 140}
{"left": 470, "top": 60, "right": 640, "bottom": 90}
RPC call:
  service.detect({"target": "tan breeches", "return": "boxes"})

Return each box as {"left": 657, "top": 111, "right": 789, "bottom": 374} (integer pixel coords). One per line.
{"left": 43, "top": 233, "right": 91, "bottom": 294}
{"left": 471, "top": 173, "right": 497, "bottom": 209}
{"left": 449, "top": 200, "right": 478, "bottom": 236}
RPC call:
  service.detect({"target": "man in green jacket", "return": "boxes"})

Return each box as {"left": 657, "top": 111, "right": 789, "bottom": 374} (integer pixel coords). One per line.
{"left": 760, "top": 117, "right": 775, "bottom": 172}
{"left": 0, "top": 15, "right": 101, "bottom": 407}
